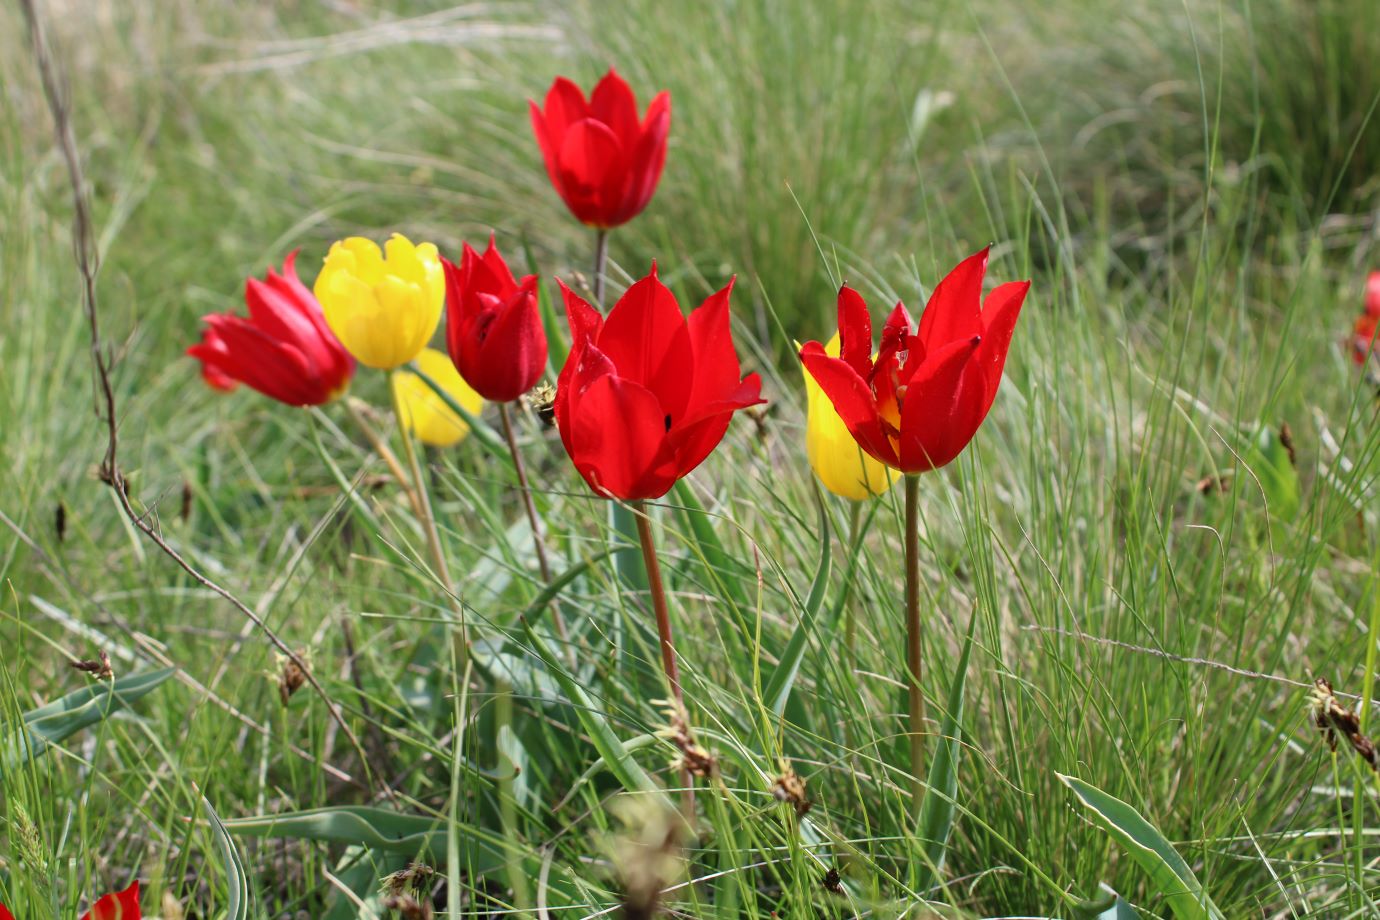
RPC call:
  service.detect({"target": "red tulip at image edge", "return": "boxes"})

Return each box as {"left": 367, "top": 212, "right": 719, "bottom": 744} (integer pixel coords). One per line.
{"left": 529, "top": 69, "right": 670, "bottom": 229}
{"left": 800, "top": 247, "right": 1029, "bottom": 474}
{"left": 554, "top": 264, "right": 764, "bottom": 500}
{"left": 188, "top": 251, "right": 355, "bottom": 406}
{"left": 0, "top": 881, "right": 141, "bottom": 920}
{"left": 442, "top": 236, "right": 547, "bottom": 402}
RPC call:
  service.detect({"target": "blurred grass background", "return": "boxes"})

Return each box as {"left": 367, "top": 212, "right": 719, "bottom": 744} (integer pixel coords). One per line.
{"left": 3, "top": 0, "right": 1380, "bottom": 916}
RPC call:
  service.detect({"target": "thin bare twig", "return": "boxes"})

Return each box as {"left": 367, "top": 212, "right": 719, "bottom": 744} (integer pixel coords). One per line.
{"left": 19, "top": 0, "right": 378, "bottom": 796}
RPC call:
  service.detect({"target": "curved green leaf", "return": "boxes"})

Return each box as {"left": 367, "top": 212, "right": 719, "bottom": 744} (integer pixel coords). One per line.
{"left": 1058, "top": 773, "right": 1226, "bottom": 920}
{"left": 916, "top": 606, "right": 978, "bottom": 889}
{"left": 203, "top": 796, "right": 251, "bottom": 919}
{"left": 5, "top": 668, "right": 176, "bottom": 771}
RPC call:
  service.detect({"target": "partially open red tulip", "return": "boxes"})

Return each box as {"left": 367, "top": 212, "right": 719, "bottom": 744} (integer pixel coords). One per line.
{"left": 554, "top": 264, "right": 763, "bottom": 500}
{"left": 81, "top": 882, "right": 140, "bottom": 920}
{"left": 442, "top": 236, "right": 546, "bottom": 402}
{"left": 800, "top": 248, "right": 1029, "bottom": 473}
{"left": 188, "top": 251, "right": 354, "bottom": 406}
{"left": 529, "top": 69, "right": 670, "bottom": 229}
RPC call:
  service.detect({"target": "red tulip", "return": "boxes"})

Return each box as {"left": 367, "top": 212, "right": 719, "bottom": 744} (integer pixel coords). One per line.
{"left": 188, "top": 251, "right": 354, "bottom": 406}
{"left": 442, "top": 237, "right": 546, "bottom": 402}
{"left": 799, "top": 248, "right": 1029, "bottom": 473}
{"left": 0, "top": 904, "right": 12, "bottom": 920}
{"left": 1366, "top": 271, "right": 1380, "bottom": 318}
{"left": 81, "top": 882, "right": 140, "bottom": 920}
{"left": 554, "top": 264, "right": 763, "bottom": 500}
{"left": 529, "top": 69, "right": 670, "bottom": 229}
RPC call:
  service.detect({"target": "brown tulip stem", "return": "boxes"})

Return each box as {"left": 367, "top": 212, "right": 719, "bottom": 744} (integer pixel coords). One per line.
{"left": 390, "top": 375, "right": 469, "bottom": 674}
{"left": 904, "top": 473, "right": 926, "bottom": 812}
{"left": 592, "top": 228, "right": 609, "bottom": 308}
{"left": 498, "top": 400, "right": 569, "bottom": 646}
{"left": 633, "top": 500, "right": 696, "bottom": 820}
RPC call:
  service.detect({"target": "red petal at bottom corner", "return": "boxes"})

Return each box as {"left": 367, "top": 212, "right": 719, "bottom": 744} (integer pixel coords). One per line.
{"left": 82, "top": 881, "right": 140, "bottom": 920}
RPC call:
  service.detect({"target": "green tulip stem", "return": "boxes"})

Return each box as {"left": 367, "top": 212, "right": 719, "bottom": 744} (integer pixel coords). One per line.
{"left": 904, "top": 472, "right": 926, "bottom": 810}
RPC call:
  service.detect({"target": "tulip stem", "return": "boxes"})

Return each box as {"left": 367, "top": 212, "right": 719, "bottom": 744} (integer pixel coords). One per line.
{"left": 498, "top": 400, "right": 569, "bottom": 645}
{"left": 390, "top": 376, "right": 469, "bottom": 674}
{"left": 592, "top": 228, "right": 609, "bottom": 308}
{"left": 632, "top": 500, "right": 696, "bottom": 820}
{"left": 904, "top": 473, "right": 926, "bottom": 808}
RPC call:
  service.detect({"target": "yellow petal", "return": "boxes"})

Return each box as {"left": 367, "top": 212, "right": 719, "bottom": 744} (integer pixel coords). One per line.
{"left": 394, "top": 347, "right": 485, "bottom": 447}
{"left": 801, "top": 331, "right": 899, "bottom": 499}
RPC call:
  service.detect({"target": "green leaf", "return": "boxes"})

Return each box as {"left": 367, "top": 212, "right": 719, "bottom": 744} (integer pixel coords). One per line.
{"left": 1058, "top": 774, "right": 1226, "bottom": 920}
{"left": 4, "top": 668, "right": 176, "bottom": 771}
{"left": 1246, "top": 425, "right": 1299, "bottom": 521}
{"left": 222, "top": 806, "right": 444, "bottom": 852}
{"left": 916, "top": 607, "right": 979, "bottom": 890}
{"left": 761, "top": 488, "right": 831, "bottom": 717}
{"left": 203, "top": 796, "right": 252, "bottom": 919}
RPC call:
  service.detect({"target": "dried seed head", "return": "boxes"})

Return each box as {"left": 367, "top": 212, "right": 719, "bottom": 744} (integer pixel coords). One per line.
{"left": 71, "top": 649, "right": 113, "bottom": 681}
{"left": 1312, "top": 677, "right": 1378, "bottom": 771}
{"left": 771, "top": 763, "right": 812, "bottom": 817}
{"left": 276, "top": 651, "right": 309, "bottom": 706}
{"left": 381, "top": 894, "right": 434, "bottom": 920}
{"left": 658, "top": 701, "right": 717, "bottom": 779}
{"left": 161, "top": 891, "right": 185, "bottom": 920}
{"left": 822, "top": 866, "right": 843, "bottom": 894}
{"left": 382, "top": 862, "right": 435, "bottom": 896}
{"left": 1278, "top": 422, "right": 1296, "bottom": 467}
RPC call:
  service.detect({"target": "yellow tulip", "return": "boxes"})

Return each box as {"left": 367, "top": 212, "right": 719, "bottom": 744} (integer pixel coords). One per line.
{"left": 392, "top": 348, "right": 485, "bottom": 448}
{"left": 802, "top": 333, "right": 899, "bottom": 500}
{"left": 315, "top": 233, "right": 445, "bottom": 370}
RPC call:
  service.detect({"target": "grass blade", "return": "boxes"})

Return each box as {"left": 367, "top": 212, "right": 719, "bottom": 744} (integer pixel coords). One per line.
{"left": 762, "top": 488, "right": 831, "bottom": 717}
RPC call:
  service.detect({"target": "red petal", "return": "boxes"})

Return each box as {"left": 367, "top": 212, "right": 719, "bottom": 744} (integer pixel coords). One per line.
{"left": 1366, "top": 271, "right": 1380, "bottom": 317}
{"left": 590, "top": 68, "right": 640, "bottom": 148}
{"left": 666, "top": 373, "right": 764, "bottom": 478}
{"left": 977, "top": 280, "right": 1029, "bottom": 410}
{"left": 556, "top": 119, "right": 625, "bottom": 226}
{"left": 799, "top": 343, "right": 898, "bottom": 467}
{"left": 557, "top": 279, "right": 604, "bottom": 354}
{"left": 529, "top": 99, "right": 561, "bottom": 192}
{"left": 597, "top": 268, "right": 692, "bottom": 421}
{"left": 612, "top": 90, "right": 670, "bottom": 225}
{"left": 540, "top": 76, "right": 590, "bottom": 142}
{"left": 683, "top": 278, "right": 742, "bottom": 416}
{"left": 473, "top": 281, "right": 547, "bottom": 401}
{"left": 917, "top": 247, "right": 988, "bottom": 348}
{"left": 569, "top": 373, "right": 676, "bottom": 499}
{"left": 199, "top": 315, "right": 324, "bottom": 406}
{"left": 0, "top": 903, "right": 14, "bottom": 920}
{"left": 897, "top": 335, "right": 983, "bottom": 472}
{"left": 82, "top": 881, "right": 140, "bottom": 920}
{"left": 836, "top": 285, "right": 874, "bottom": 378}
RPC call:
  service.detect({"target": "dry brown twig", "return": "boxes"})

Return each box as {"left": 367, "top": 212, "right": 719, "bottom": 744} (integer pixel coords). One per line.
{"left": 18, "top": 0, "right": 379, "bottom": 796}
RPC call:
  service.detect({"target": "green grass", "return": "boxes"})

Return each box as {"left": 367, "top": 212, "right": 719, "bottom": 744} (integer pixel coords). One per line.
{"left": 3, "top": 0, "right": 1380, "bottom": 916}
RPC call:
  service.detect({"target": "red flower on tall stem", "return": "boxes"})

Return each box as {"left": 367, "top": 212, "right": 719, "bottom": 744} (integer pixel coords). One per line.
{"left": 529, "top": 69, "right": 670, "bottom": 229}
{"left": 554, "top": 264, "right": 763, "bottom": 500}
{"left": 799, "top": 247, "right": 1029, "bottom": 473}
{"left": 442, "top": 237, "right": 546, "bottom": 402}
{"left": 188, "top": 252, "right": 354, "bottom": 406}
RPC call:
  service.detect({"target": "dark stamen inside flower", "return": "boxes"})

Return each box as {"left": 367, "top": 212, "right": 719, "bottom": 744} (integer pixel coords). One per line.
{"left": 971, "top": 334, "right": 982, "bottom": 345}
{"left": 664, "top": 414, "right": 672, "bottom": 432}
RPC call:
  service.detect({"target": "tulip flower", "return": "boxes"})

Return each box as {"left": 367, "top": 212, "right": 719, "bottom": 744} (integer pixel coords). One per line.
{"left": 393, "top": 347, "right": 485, "bottom": 448}
{"left": 1355, "top": 313, "right": 1379, "bottom": 366}
{"left": 188, "top": 252, "right": 354, "bottom": 406}
{"left": 442, "top": 237, "right": 546, "bottom": 402}
{"left": 529, "top": 69, "right": 670, "bottom": 230}
{"left": 799, "top": 247, "right": 1029, "bottom": 812}
{"left": 799, "top": 247, "right": 1029, "bottom": 474}
{"left": 1367, "top": 271, "right": 1380, "bottom": 317}
{"left": 82, "top": 882, "right": 140, "bottom": 920}
{"left": 314, "top": 234, "right": 445, "bottom": 370}
{"left": 554, "top": 264, "right": 763, "bottom": 501}
{"left": 802, "top": 332, "right": 899, "bottom": 500}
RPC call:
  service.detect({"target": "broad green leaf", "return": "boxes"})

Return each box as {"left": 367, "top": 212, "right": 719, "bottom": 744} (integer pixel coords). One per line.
{"left": 916, "top": 607, "right": 979, "bottom": 890}
{"left": 1058, "top": 774, "right": 1226, "bottom": 920}
{"left": 222, "top": 806, "right": 445, "bottom": 852}
{"left": 762, "top": 488, "right": 831, "bottom": 717}
{"left": 203, "top": 796, "right": 251, "bottom": 919}
{"left": 324, "top": 847, "right": 408, "bottom": 920}
{"left": 4, "top": 668, "right": 176, "bottom": 771}
{"left": 1246, "top": 425, "right": 1299, "bottom": 522}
